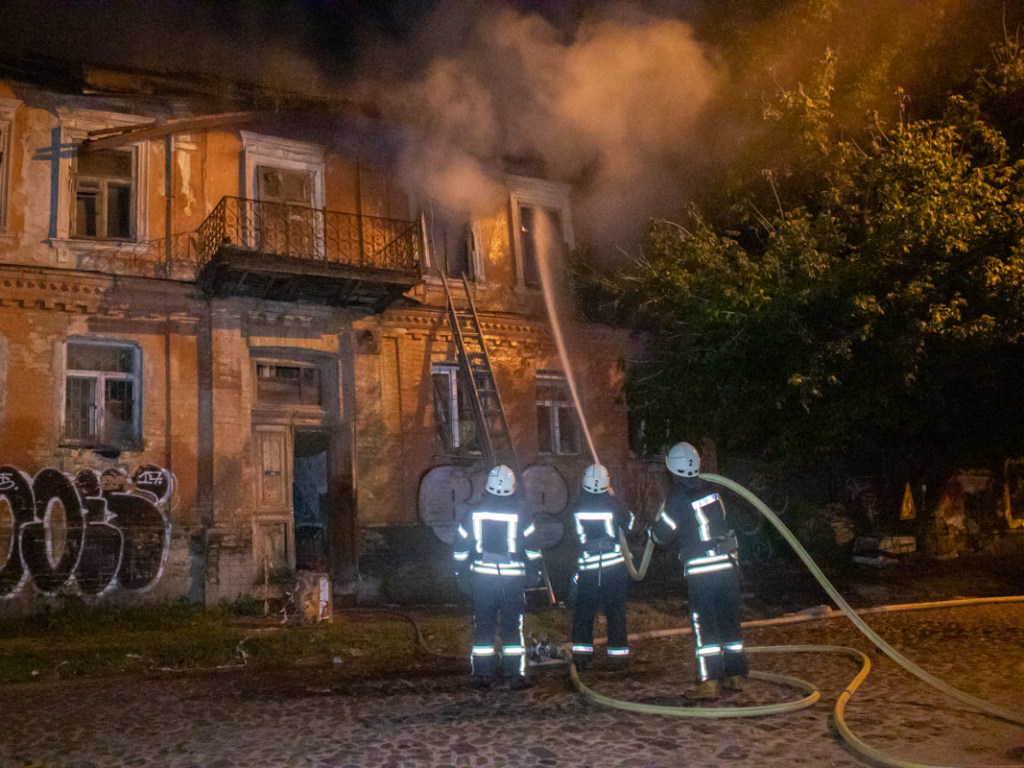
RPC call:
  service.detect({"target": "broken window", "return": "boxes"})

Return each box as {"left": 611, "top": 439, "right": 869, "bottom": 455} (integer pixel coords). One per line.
{"left": 518, "top": 204, "right": 564, "bottom": 289}
{"left": 72, "top": 148, "right": 134, "bottom": 240}
{"left": 536, "top": 370, "right": 580, "bottom": 456}
{"left": 64, "top": 340, "right": 141, "bottom": 447}
{"left": 255, "top": 363, "right": 322, "bottom": 407}
{"left": 425, "top": 209, "right": 475, "bottom": 281}
{"left": 432, "top": 363, "right": 480, "bottom": 455}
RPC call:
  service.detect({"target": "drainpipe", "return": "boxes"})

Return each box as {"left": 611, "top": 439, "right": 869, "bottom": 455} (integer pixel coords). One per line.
{"left": 192, "top": 300, "right": 215, "bottom": 605}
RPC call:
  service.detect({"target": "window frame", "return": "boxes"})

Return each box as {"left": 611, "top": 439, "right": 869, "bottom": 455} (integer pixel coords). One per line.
{"left": 61, "top": 338, "right": 142, "bottom": 449}
{"left": 421, "top": 205, "right": 484, "bottom": 284}
{"left": 53, "top": 108, "right": 151, "bottom": 246}
{"left": 71, "top": 148, "right": 136, "bottom": 241}
{"left": 431, "top": 362, "right": 481, "bottom": 456}
{"left": 507, "top": 175, "right": 574, "bottom": 291}
{"left": 535, "top": 370, "right": 582, "bottom": 456}
{"left": 254, "top": 360, "right": 324, "bottom": 408}
{"left": 0, "top": 97, "right": 17, "bottom": 237}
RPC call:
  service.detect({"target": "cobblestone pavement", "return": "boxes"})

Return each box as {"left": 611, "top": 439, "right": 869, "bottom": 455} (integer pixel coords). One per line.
{"left": 1, "top": 603, "right": 1023, "bottom": 768}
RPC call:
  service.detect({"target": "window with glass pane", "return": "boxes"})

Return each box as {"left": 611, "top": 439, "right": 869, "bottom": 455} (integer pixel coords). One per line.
{"left": 64, "top": 341, "right": 140, "bottom": 447}
{"left": 519, "top": 205, "right": 563, "bottom": 288}
{"left": 72, "top": 149, "right": 134, "bottom": 240}
{"left": 536, "top": 371, "right": 580, "bottom": 455}
{"left": 432, "top": 364, "right": 479, "bottom": 454}
{"left": 255, "top": 363, "right": 322, "bottom": 406}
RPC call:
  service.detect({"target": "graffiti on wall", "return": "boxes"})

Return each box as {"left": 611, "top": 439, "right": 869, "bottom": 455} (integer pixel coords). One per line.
{"left": 0, "top": 464, "right": 174, "bottom": 597}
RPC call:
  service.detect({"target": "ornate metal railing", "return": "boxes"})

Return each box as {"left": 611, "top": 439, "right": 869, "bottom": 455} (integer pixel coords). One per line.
{"left": 196, "top": 196, "right": 422, "bottom": 276}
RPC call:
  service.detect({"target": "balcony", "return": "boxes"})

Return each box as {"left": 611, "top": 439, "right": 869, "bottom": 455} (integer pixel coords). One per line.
{"left": 195, "top": 196, "right": 422, "bottom": 311}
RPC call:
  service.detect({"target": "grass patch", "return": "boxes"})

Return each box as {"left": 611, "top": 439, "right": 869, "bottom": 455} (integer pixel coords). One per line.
{"left": 0, "top": 597, "right": 689, "bottom": 685}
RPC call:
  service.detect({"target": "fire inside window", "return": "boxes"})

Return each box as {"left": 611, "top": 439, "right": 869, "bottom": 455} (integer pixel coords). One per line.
{"left": 64, "top": 341, "right": 140, "bottom": 447}
{"left": 72, "top": 148, "right": 134, "bottom": 240}
{"left": 519, "top": 205, "right": 563, "bottom": 288}
{"left": 432, "top": 363, "right": 480, "bottom": 455}
{"left": 255, "top": 363, "right": 322, "bottom": 406}
{"left": 536, "top": 370, "right": 580, "bottom": 455}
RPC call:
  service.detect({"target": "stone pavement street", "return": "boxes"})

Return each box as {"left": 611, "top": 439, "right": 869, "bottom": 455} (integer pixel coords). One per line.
{"left": 1, "top": 602, "right": 1022, "bottom": 768}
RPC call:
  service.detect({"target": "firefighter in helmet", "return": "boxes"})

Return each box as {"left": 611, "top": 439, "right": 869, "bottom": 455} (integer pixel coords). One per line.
{"left": 453, "top": 464, "right": 542, "bottom": 690}
{"left": 650, "top": 442, "right": 748, "bottom": 700}
{"left": 569, "top": 462, "right": 635, "bottom": 670}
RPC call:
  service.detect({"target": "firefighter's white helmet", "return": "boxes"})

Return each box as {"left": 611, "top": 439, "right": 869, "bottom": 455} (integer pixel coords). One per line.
{"left": 582, "top": 463, "right": 610, "bottom": 494}
{"left": 486, "top": 464, "right": 516, "bottom": 496}
{"left": 666, "top": 442, "right": 700, "bottom": 477}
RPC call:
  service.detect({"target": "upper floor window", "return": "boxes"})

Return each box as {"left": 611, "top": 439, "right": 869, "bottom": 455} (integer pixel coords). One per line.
{"left": 0, "top": 97, "right": 17, "bottom": 234}
{"left": 64, "top": 340, "right": 141, "bottom": 448}
{"left": 536, "top": 371, "right": 580, "bottom": 456}
{"left": 518, "top": 204, "right": 564, "bottom": 288}
{"left": 255, "top": 362, "right": 322, "bottom": 407}
{"left": 508, "top": 176, "right": 574, "bottom": 290}
{"left": 54, "top": 109, "right": 151, "bottom": 244}
{"left": 72, "top": 148, "right": 134, "bottom": 240}
{"left": 432, "top": 363, "right": 480, "bottom": 455}
{"left": 425, "top": 208, "right": 477, "bottom": 282}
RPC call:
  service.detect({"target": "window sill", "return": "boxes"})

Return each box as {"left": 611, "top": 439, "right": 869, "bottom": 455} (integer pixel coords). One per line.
{"left": 60, "top": 442, "right": 144, "bottom": 455}
{"left": 50, "top": 237, "right": 147, "bottom": 254}
{"left": 423, "top": 274, "right": 485, "bottom": 287}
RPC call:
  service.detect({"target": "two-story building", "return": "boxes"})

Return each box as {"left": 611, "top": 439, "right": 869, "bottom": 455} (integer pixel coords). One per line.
{"left": 0, "top": 57, "right": 634, "bottom": 612}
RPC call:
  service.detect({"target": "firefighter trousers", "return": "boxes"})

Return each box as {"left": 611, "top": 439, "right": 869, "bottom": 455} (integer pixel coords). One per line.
{"left": 686, "top": 563, "right": 748, "bottom": 682}
{"left": 572, "top": 562, "right": 629, "bottom": 661}
{"left": 470, "top": 572, "right": 527, "bottom": 680}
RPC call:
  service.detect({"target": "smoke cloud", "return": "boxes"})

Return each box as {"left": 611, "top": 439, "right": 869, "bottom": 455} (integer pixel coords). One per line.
{"left": 362, "top": 5, "right": 722, "bottom": 250}
{"left": 2, "top": 0, "right": 1020, "bottom": 256}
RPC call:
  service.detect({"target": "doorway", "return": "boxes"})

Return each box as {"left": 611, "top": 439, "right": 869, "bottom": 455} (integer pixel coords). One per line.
{"left": 292, "top": 430, "right": 330, "bottom": 572}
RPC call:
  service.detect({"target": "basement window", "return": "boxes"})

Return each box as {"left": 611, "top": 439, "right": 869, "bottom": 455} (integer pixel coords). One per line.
{"left": 536, "top": 370, "right": 580, "bottom": 456}
{"left": 64, "top": 340, "right": 141, "bottom": 448}
{"left": 72, "top": 148, "right": 135, "bottom": 240}
{"left": 255, "top": 363, "right": 322, "bottom": 407}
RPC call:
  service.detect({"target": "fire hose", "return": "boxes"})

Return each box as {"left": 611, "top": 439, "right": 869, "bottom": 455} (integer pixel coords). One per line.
{"left": 564, "top": 472, "right": 1024, "bottom": 768}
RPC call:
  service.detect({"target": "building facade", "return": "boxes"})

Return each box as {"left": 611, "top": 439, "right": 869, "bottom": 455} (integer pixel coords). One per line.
{"left": 0, "top": 60, "right": 633, "bottom": 612}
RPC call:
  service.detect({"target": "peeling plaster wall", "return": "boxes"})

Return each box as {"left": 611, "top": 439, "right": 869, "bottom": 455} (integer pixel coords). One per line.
{"left": 0, "top": 76, "right": 636, "bottom": 611}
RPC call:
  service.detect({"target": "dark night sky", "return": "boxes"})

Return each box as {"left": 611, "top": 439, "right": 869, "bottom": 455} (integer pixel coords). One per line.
{"left": 2, "top": 0, "right": 1021, "bottom": 252}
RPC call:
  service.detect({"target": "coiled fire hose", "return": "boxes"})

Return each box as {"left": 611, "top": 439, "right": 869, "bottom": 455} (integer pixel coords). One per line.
{"left": 565, "top": 473, "right": 1024, "bottom": 768}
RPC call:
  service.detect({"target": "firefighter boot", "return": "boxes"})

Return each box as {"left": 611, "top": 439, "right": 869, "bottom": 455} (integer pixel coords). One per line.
{"left": 722, "top": 675, "right": 746, "bottom": 692}
{"left": 687, "top": 679, "right": 720, "bottom": 701}
{"left": 509, "top": 675, "right": 534, "bottom": 691}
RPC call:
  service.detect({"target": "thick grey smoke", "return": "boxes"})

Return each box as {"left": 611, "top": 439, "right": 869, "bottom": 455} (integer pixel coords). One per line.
{"left": 362, "top": 6, "right": 721, "bottom": 250}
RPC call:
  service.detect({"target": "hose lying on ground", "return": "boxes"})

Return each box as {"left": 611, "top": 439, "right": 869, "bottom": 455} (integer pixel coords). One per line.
{"left": 568, "top": 473, "right": 1024, "bottom": 768}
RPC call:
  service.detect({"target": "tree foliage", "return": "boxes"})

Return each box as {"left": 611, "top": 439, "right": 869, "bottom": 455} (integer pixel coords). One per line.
{"left": 583, "top": 36, "right": 1024, "bottom": 482}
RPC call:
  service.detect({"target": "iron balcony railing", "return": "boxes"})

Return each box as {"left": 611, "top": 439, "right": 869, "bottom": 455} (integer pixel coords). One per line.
{"left": 196, "top": 196, "right": 422, "bottom": 276}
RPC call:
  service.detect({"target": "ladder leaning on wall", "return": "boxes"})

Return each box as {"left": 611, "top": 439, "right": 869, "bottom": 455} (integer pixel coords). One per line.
{"left": 440, "top": 271, "right": 556, "bottom": 604}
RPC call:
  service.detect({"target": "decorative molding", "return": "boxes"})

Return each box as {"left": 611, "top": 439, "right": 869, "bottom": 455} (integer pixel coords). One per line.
{"left": 240, "top": 131, "right": 325, "bottom": 209}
